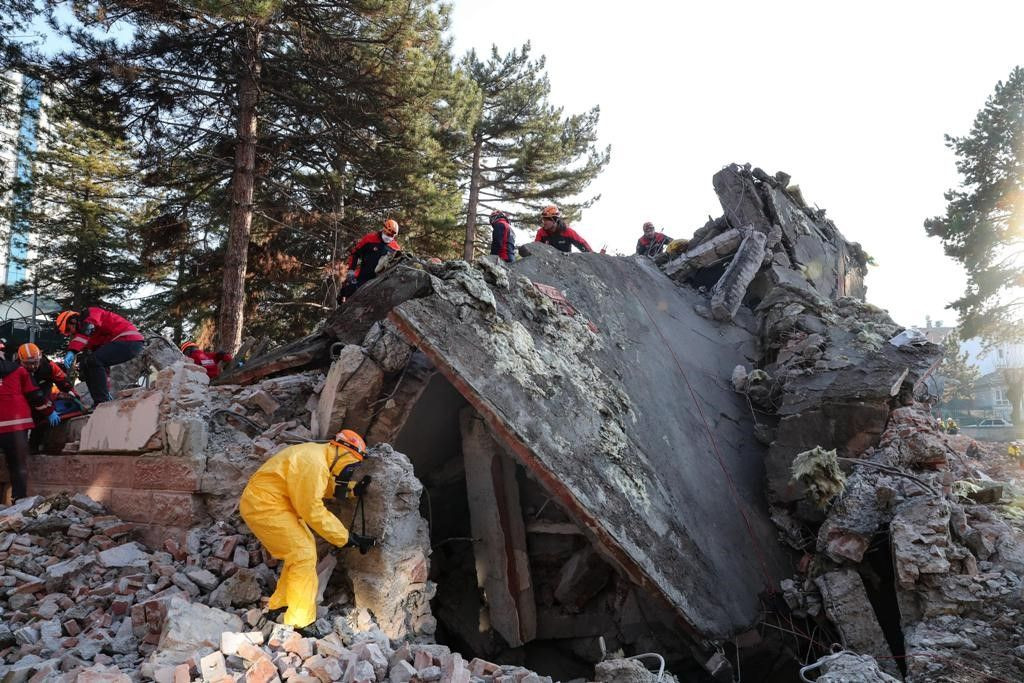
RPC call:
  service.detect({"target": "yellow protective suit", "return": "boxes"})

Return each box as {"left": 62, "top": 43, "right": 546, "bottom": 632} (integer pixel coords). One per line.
{"left": 239, "top": 441, "right": 361, "bottom": 628}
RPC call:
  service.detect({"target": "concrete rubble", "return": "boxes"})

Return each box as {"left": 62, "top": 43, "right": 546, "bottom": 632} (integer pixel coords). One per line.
{"left": 6, "top": 163, "right": 1024, "bottom": 681}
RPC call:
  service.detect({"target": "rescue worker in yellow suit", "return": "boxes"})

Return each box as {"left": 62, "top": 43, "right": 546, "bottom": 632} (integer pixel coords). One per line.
{"left": 240, "top": 429, "right": 376, "bottom": 630}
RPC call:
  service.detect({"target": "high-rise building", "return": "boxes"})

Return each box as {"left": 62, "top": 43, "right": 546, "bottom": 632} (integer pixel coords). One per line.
{"left": 0, "top": 70, "right": 45, "bottom": 286}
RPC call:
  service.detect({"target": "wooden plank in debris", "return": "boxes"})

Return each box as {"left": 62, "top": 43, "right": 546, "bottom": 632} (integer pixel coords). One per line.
{"left": 214, "top": 333, "right": 332, "bottom": 386}
{"left": 459, "top": 406, "right": 536, "bottom": 647}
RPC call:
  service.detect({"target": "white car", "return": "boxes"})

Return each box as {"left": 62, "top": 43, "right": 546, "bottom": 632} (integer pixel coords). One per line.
{"left": 976, "top": 418, "right": 1013, "bottom": 427}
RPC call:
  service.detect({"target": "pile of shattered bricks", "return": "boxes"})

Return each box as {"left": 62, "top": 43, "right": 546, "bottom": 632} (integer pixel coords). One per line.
{"left": 2, "top": 162, "right": 1024, "bottom": 683}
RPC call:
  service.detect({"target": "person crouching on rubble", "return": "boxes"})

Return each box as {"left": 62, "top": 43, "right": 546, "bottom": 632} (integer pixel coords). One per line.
{"left": 338, "top": 219, "right": 402, "bottom": 302}
{"left": 535, "top": 205, "right": 592, "bottom": 253}
{"left": 180, "top": 341, "right": 233, "bottom": 380}
{"left": 636, "top": 221, "right": 673, "bottom": 257}
{"left": 17, "top": 343, "right": 75, "bottom": 454}
{"left": 55, "top": 307, "right": 144, "bottom": 405}
{"left": 0, "top": 352, "right": 57, "bottom": 501}
{"left": 239, "top": 429, "right": 377, "bottom": 633}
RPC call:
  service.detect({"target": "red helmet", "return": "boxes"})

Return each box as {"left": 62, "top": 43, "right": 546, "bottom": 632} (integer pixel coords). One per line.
{"left": 541, "top": 205, "right": 560, "bottom": 219}
{"left": 180, "top": 341, "right": 199, "bottom": 354}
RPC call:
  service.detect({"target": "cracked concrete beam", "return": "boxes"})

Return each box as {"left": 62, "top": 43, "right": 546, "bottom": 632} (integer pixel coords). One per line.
{"left": 710, "top": 230, "right": 768, "bottom": 321}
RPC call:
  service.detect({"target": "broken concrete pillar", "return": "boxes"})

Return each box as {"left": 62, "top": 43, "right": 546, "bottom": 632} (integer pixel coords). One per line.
{"left": 814, "top": 569, "right": 899, "bottom": 678}
{"left": 712, "top": 164, "right": 773, "bottom": 233}
{"left": 662, "top": 227, "right": 744, "bottom": 282}
{"left": 709, "top": 229, "right": 768, "bottom": 321}
{"left": 335, "top": 445, "right": 432, "bottom": 640}
{"left": 553, "top": 546, "right": 610, "bottom": 612}
{"left": 313, "top": 345, "right": 385, "bottom": 439}
{"left": 363, "top": 321, "right": 415, "bottom": 375}
{"left": 459, "top": 407, "right": 536, "bottom": 646}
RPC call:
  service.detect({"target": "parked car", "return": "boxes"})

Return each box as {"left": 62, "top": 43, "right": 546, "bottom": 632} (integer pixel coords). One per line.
{"left": 976, "top": 418, "right": 1014, "bottom": 427}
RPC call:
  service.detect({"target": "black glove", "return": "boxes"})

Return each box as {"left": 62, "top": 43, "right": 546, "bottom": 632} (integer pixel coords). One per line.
{"left": 345, "top": 532, "right": 376, "bottom": 555}
{"left": 352, "top": 475, "right": 372, "bottom": 498}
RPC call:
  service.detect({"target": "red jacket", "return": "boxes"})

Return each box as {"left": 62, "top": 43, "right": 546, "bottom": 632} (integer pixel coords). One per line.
{"left": 67, "top": 307, "right": 144, "bottom": 353}
{"left": 535, "top": 225, "right": 592, "bottom": 253}
{"left": 0, "top": 361, "right": 53, "bottom": 434}
{"left": 347, "top": 232, "right": 401, "bottom": 284}
{"left": 185, "top": 348, "right": 233, "bottom": 380}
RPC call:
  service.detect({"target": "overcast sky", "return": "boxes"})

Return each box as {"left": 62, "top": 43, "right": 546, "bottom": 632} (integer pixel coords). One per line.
{"left": 449, "top": 0, "right": 1024, "bottom": 329}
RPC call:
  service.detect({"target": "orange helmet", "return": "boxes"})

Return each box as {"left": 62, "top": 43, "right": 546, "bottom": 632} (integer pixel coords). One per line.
{"left": 541, "top": 205, "right": 560, "bottom": 219}
{"left": 333, "top": 429, "right": 367, "bottom": 459}
{"left": 56, "top": 311, "right": 79, "bottom": 336}
{"left": 18, "top": 343, "right": 41, "bottom": 362}
{"left": 383, "top": 219, "right": 399, "bottom": 234}
{"left": 180, "top": 341, "right": 199, "bottom": 354}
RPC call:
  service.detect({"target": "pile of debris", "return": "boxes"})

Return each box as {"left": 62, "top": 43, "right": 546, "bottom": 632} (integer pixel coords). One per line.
{"left": 14, "top": 161, "right": 1024, "bottom": 682}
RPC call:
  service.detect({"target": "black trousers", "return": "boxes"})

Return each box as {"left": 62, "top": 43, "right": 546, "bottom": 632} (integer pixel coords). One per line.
{"left": 0, "top": 430, "right": 30, "bottom": 500}
{"left": 80, "top": 340, "right": 144, "bottom": 404}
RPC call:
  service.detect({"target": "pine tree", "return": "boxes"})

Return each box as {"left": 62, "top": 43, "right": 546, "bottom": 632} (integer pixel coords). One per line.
{"left": 459, "top": 43, "right": 610, "bottom": 260}
{"left": 925, "top": 66, "right": 1024, "bottom": 342}
{"left": 937, "top": 329, "right": 979, "bottom": 405}
{"left": 48, "top": 0, "right": 470, "bottom": 348}
{"left": 20, "top": 101, "right": 146, "bottom": 309}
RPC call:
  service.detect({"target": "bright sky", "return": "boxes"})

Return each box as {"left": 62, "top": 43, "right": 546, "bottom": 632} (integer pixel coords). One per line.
{"left": 449, "top": 0, "right": 1024, "bottom": 329}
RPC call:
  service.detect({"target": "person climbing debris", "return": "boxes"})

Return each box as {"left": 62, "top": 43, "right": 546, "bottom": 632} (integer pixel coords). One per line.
{"left": 239, "top": 429, "right": 377, "bottom": 633}
{"left": 55, "top": 307, "right": 144, "bottom": 405}
{"left": 635, "top": 221, "right": 673, "bottom": 257}
{"left": 180, "top": 341, "right": 233, "bottom": 380}
{"left": 17, "top": 343, "right": 76, "bottom": 454}
{"left": 0, "top": 354, "right": 56, "bottom": 501}
{"left": 535, "top": 205, "right": 592, "bottom": 253}
{"left": 339, "top": 219, "right": 402, "bottom": 301}
{"left": 1008, "top": 442, "right": 1021, "bottom": 460}
{"left": 489, "top": 210, "right": 516, "bottom": 263}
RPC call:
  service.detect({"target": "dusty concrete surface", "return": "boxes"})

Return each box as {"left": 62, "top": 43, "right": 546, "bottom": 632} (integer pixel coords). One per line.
{"left": 390, "top": 243, "right": 791, "bottom": 639}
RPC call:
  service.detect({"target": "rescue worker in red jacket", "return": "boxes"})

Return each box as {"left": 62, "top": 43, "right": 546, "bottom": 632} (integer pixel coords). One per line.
{"left": 339, "top": 219, "right": 401, "bottom": 301}
{"left": 535, "top": 205, "right": 592, "bottom": 253}
{"left": 56, "top": 308, "right": 144, "bottom": 405}
{"left": 636, "top": 221, "right": 673, "bottom": 257}
{"left": 489, "top": 210, "right": 516, "bottom": 263}
{"left": 0, "top": 357, "right": 56, "bottom": 500}
{"left": 180, "top": 342, "right": 233, "bottom": 380}
{"left": 17, "top": 343, "right": 75, "bottom": 454}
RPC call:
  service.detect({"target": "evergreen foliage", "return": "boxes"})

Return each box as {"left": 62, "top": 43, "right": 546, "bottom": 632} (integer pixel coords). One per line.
{"left": 45, "top": 0, "right": 472, "bottom": 347}
{"left": 459, "top": 43, "right": 609, "bottom": 260}
{"left": 937, "top": 329, "right": 979, "bottom": 404}
{"left": 926, "top": 66, "right": 1024, "bottom": 343}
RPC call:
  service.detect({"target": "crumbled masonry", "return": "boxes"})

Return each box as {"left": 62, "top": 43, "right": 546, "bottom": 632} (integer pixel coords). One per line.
{"left": 5, "top": 162, "right": 1024, "bottom": 682}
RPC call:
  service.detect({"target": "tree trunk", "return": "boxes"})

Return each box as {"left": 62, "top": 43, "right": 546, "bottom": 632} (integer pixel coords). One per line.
{"left": 462, "top": 135, "right": 483, "bottom": 262}
{"left": 218, "top": 24, "right": 262, "bottom": 354}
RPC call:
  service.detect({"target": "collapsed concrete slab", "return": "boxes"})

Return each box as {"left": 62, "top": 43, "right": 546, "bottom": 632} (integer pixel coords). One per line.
{"left": 388, "top": 243, "right": 791, "bottom": 640}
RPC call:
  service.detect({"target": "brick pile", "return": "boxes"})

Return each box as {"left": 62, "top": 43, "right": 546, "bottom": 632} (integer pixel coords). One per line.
{"left": 0, "top": 493, "right": 564, "bottom": 683}
{"left": 136, "top": 627, "right": 553, "bottom": 683}
{"left": 0, "top": 493, "right": 278, "bottom": 676}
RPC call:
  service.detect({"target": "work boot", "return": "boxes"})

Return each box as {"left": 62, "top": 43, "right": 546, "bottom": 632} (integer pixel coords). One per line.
{"left": 255, "top": 606, "right": 286, "bottom": 631}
